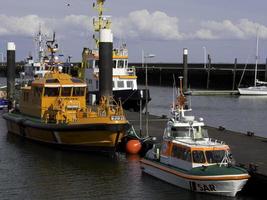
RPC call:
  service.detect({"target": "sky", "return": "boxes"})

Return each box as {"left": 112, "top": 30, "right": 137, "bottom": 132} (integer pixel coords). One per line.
{"left": 0, "top": 0, "right": 267, "bottom": 63}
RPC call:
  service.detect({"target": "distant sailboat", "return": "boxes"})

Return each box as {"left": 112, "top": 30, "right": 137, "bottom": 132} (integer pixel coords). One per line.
{"left": 238, "top": 30, "right": 267, "bottom": 95}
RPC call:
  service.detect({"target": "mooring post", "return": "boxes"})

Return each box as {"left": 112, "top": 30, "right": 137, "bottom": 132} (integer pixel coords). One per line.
{"left": 206, "top": 54, "right": 211, "bottom": 89}
{"left": 6, "top": 42, "right": 16, "bottom": 109}
{"left": 159, "top": 67, "right": 162, "bottom": 86}
{"left": 232, "top": 58, "right": 237, "bottom": 90}
{"left": 99, "top": 29, "right": 113, "bottom": 98}
{"left": 265, "top": 57, "right": 267, "bottom": 82}
{"left": 183, "top": 48, "right": 188, "bottom": 92}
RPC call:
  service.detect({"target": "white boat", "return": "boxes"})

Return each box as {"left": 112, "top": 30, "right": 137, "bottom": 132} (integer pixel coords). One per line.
{"left": 82, "top": 1, "right": 150, "bottom": 111}
{"left": 238, "top": 30, "right": 267, "bottom": 95}
{"left": 238, "top": 84, "right": 267, "bottom": 95}
{"left": 20, "top": 31, "right": 64, "bottom": 84}
{"left": 140, "top": 77, "right": 250, "bottom": 197}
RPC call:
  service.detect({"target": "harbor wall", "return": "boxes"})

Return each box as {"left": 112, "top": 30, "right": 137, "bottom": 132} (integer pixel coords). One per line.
{"left": 0, "top": 62, "right": 266, "bottom": 90}
{"left": 131, "top": 62, "right": 267, "bottom": 89}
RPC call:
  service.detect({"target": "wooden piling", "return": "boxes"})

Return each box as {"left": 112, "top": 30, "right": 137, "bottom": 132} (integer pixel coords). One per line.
{"left": 183, "top": 48, "right": 188, "bottom": 92}
{"left": 206, "top": 54, "right": 211, "bottom": 89}
{"left": 232, "top": 58, "right": 237, "bottom": 90}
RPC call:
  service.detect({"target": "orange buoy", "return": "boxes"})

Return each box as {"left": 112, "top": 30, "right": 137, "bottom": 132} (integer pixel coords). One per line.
{"left": 126, "top": 139, "right": 142, "bottom": 154}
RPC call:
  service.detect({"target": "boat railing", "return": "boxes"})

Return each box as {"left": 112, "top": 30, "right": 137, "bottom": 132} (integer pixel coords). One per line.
{"left": 208, "top": 138, "right": 225, "bottom": 145}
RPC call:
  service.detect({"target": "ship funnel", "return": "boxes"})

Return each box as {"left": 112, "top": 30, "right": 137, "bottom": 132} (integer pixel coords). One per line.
{"left": 99, "top": 28, "right": 113, "bottom": 98}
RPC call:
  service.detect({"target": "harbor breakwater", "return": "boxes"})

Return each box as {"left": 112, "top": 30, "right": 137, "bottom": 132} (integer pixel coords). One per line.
{"left": 1, "top": 62, "right": 267, "bottom": 90}
{"left": 132, "top": 62, "right": 267, "bottom": 89}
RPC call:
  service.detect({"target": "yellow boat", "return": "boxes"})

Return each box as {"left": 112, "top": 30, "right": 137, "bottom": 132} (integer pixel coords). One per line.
{"left": 3, "top": 70, "right": 129, "bottom": 152}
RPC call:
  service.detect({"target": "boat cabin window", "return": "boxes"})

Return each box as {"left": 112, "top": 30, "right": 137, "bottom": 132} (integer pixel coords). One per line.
{"left": 73, "top": 87, "right": 85, "bottom": 96}
{"left": 44, "top": 87, "right": 60, "bottom": 97}
{"left": 113, "top": 60, "right": 117, "bottom": 68}
{"left": 71, "top": 78, "right": 84, "bottom": 83}
{"left": 127, "top": 81, "right": 133, "bottom": 88}
{"left": 172, "top": 145, "right": 192, "bottom": 162}
{"left": 61, "top": 87, "right": 72, "bottom": 96}
{"left": 96, "top": 80, "right": 99, "bottom": 89}
{"left": 205, "top": 150, "right": 226, "bottom": 163}
{"left": 117, "top": 81, "right": 124, "bottom": 88}
{"left": 193, "top": 127, "right": 208, "bottom": 140}
{"left": 171, "top": 127, "right": 190, "bottom": 138}
{"left": 118, "top": 60, "right": 124, "bottom": 68}
{"left": 46, "top": 79, "right": 59, "bottom": 83}
{"left": 95, "top": 60, "right": 99, "bottom": 68}
{"left": 192, "top": 150, "right": 206, "bottom": 163}
{"left": 89, "top": 60, "right": 94, "bottom": 68}
{"left": 125, "top": 60, "right": 128, "bottom": 67}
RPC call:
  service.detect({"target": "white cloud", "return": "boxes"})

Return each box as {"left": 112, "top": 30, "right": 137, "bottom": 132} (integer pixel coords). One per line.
{"left": 0, "top": 14, "right": 91, "bottom": 39}
{"left": 194, "top": 19, "right": 267, "bottom": 40}
{"left": 113, "top": 9, "right": 184, "bottom": 40}
{"left": 0, "top": 14, "right": 49, "bottom": 36}
{"left": 0, "top": 10, "right": 183, "bottom": 41}
{"left": 194, "top": 29, "right": 218, "bottom": 40}
{"left": 1, "top": 12, "right": 267, "bottom": 42}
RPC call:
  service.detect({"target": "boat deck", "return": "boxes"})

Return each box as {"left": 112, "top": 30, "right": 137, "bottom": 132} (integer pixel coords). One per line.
{"left": 126, "top": 111, "right": 267, "bottom": 176}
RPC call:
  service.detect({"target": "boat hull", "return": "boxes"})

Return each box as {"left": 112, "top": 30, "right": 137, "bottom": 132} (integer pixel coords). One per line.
{"left": 3, "top": 113, "right": 129, "bottom": 152}
{"left": 140, "top": 159, "right": 249, "bottom": 197}
{"left": 88, "top": 89, "right": 151, "bottom": 111}
{"left": 238, "top": 87, "right": 267, "bottom": 95}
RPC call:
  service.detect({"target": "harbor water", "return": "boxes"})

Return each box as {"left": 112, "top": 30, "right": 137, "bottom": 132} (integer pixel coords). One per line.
{"left": 147, "top": 85, "right": 267, "bottom": 138}
{"left": 0, "top": 115, "right": 255, "bottom": 200}
{"left": 0, "top": 80, "right": 262, "bottom": 199}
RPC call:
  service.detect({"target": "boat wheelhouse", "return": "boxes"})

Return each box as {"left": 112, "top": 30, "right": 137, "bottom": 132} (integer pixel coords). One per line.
{"left": 82, "top": 0, "right": 150, "bottom": 111}
{"left": 3, "top": 70, "right": 129, "bottom": 152}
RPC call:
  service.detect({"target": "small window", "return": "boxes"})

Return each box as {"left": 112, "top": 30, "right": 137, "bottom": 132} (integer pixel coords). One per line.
{"left": 126, "top": 81, "right": 133, "bottom": 88}
{"left": 171, "top": 127, "right": 189, "bottom": 138}
{"left": 112, "top": 81, "right": 115, "bottom": 88}
{"left": 113, "top": 60, "right": 117, "bottom": 68}
{"left": 205, "top": 150, "right": 226, "bottom": 164}
{"left": 95, "top": 60, "right": 99, "bottom": 68}
{"left": 44, "top": 87, "right": 60, "bottom": 97}
{"left": 71, "top": 78, "right": 83, "bottom": 83}
{"left": 125, "top": 60, "right": 128, "bottom": 67}
{"left": 192, "top": 151, "right": 206, "bottom": 163}
{"left": 172, "top": 145, "right": 191, "bottom": 162}
{"left": 46, "top": 79, "right": 59, "bottom": 83}
{"left": 73, "top": 87, "right": 85, "bottom": 96}
{"left": 117, "top": 81, "right": 124, "bottom": 88}
{"left": 89, "top": 60, "right": 94, "bottom": 68}
{"left": 118, "top": 60, "right": 124, "bottom": 68}
{"left": 61, "top": 87, "right": 72, "bottom": 96}
{"left": 96, "top": 80, "right": 99, "bottom": 89}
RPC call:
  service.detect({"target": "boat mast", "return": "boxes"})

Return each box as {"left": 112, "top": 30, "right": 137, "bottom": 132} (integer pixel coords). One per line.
{"left": 93, "top": 0, "right": 111, "bottom": 48}
{"left": 254, "top": 30, "right": 259, "bottom": 87}
{"left": 34, "top": 25, "right": 45, "bottom": 63}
